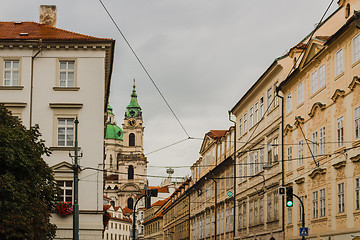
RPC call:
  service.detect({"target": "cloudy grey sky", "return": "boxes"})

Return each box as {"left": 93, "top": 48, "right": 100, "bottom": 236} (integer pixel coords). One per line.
{"left": 1, "top": 0, "right": 338, "bottom": 185}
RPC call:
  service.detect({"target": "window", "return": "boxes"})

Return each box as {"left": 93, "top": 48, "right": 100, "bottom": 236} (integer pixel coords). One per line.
{"left": 260, "top": 97, "right": 264, "bottom": 118}
{"left": 243, "top": 203, "right": 247, "bottom": 227}
{"left": 57, "top": 180, "right": 73, "bottom": 202}
{"left": 3, "top": 60, "right": 19, "bottom": 86}
{"left": 287, "top": 207, "right": 292, "bottom": 224}
{"left": 57, "top": 118, "right": 74, "bottom": 146}
{"left": 338, "top": 182, "right": 345, "bottom": 213}
{"left": 254, "top": 102, "right": 258, "bottom": 124}
{"left": 274, "top": 82, "right": 279, "bottom": 107}
{"left": 336, "top": 49, "right": 343, "bottom": 76}
{"left": 274, "top": 192, "right": 278, "bottom": 220}
{"left": 319, "top": 127, "right": 326, "bottom": 155}
{"left": 238, "top": 204, "right": 242, "bottom": 229}
{"left": 239, "top": 118, "right": 242, "bottom": 136}
{"left": 297, "top": 82, "right": 304, "bottom": 105}
{"left": 268, "top": 88, "right": 272, "bottom": 110}
{"left": 59, "top": 60, "right": 75, "bottom": 87}
{"left": 249, "top": 201, "right": 253, "bottom": 226}
{"left": 320, "top": 188, "right": 326, "bottom": 217}
{"left": 250, "top": 153, "right": 254, "bottom": 176}
{"left": 254, "top": 151, "right": 259, "bottom": 174}
{"left": 355, "top": 106, "right": 360, "bottom": 139}
{"left": 243, "top": 158, "right": 247, "bottom": 179}
{"left": 243, "top": 113, "right": 247, "bottom": 133}
{"left": 287, "top": 147, "right": 292, "bottom": 170}
{"left": 259, "top": 148, "right": 264, "bottom": 172}
{"left": 298, "top": 140, "right": 304, "bottom": 167}
{"left": 313, "top": 191, "right": 318, "bottom": 218}
{"left": 267, "top": 141, "right": 272, "bottom": 164}
{"left": 249, "top": 107, "right": 253, "bottom": 128}
{"left": 319, "top": 64, "right": 325, "bottom": 89}
{"left": 220, "top": 211, "right": 224, "bottom": 234}
{"left": 354, "top": 34, "right": 360, "bottom": 63}
{"left": 259, "top": 198, "right": 264, "bottom": 223}
{"left": 226, "top": 209, "right": 229, "bottom": 232}
{"left": 267, "top": 193, "right": 272, "bottom": 221}
{"left": 299, "top": 196, "right": 304, "bottom": 222}
{"left": 273, "top": 137, "right": 279, "bottom": 162}
{"left": 286, "top": 92, "right": 292, "bottom": 114}
{"left": 128, "top": 165, "right": 134, "bottom": 180}
{"left": 129, "top": 133, "right": 135, "bottom": 147}
{"left": 312, "top": 70, "right": 318, "bottom": 94}
{"left": 337, "top": 116, "right": 344, "bottom": 147}
{"left": 254, "top": 200, "right": 258, "bottom": 225}
{"left": 312, "top": 131, "right": 318, "bottom": 158}
{"left": 356, "top": 178, "right": 360, "bottom": 210}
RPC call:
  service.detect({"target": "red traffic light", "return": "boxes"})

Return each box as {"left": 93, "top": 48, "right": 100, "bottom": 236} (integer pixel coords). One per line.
{"left": 278, "top": 187, "right": 286, "bottom": 195}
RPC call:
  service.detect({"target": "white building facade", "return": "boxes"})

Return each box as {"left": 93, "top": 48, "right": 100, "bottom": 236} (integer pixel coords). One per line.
{"left": 0, "top": 6, "right": 115, "bottom": 239}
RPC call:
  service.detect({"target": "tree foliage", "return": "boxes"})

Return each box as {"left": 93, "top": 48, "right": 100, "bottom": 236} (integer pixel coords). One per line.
{"left": 0, "top": 105, "right": 58, "bottom": 240}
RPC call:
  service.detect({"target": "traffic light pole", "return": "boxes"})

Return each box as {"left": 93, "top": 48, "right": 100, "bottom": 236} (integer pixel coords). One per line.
{"left": 73, "top": 117, "right": 79, "bottom": 240}
{"left": 292, "top": 193, "right": 305, "bottom": 240}
{"left": 132, "top": 195, "right": 145, "bottom": 240}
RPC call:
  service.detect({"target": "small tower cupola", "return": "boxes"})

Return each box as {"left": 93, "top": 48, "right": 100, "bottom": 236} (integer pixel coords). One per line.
{"left": 125, "top": 80, "right": 142, "bottom": 119}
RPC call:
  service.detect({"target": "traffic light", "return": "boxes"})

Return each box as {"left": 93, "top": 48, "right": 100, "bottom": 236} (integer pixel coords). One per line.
{"left": 278, "top": 187, "right": 286, "bottom": 195}
{"left": 145, "top": 189, "right": 158, "bottom": 209}
{"left": 286, "top": 187, "right": 293, "bottom": 207}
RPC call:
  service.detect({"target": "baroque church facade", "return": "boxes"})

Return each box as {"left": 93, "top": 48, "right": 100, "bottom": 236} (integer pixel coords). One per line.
{"left": 104, "top": 83, "right": 148, "bottom": 210}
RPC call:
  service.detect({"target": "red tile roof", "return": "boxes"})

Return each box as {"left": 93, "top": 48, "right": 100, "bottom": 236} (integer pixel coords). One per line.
{"left": 122, "top": 207, "right": 133, "bottom": 215}
{"left": 0, "top": 22, "right": 113, "bottom": 42}
{"left": 208, "top": 130, "right": 227, "bottom": 139}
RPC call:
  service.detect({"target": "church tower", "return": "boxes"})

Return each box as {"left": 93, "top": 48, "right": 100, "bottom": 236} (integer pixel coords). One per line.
{"left": 104, "top": 81, "right": 148, "bottom": 210}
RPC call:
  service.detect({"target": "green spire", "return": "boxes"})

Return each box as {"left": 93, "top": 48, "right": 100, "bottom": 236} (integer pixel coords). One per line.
{"left": 126, "top": 79, "right": 142, "bottom": 118}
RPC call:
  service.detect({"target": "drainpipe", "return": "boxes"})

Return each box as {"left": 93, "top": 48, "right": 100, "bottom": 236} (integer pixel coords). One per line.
{"left": 30, "top": 40, "right": 42, "bottom": 127}
{"left": 228, "top": 111, "right": 236, "bottom": 238}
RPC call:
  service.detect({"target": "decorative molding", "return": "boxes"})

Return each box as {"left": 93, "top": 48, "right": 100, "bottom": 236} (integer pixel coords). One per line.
{"left": 49, "top": 103, "right": 83, "bottom": 108}
{"left": 295, "top": 177, "right": 305, "bottom": 184}
{"left": 349, "top": 76, "right": 360, "bottom": 90}
{"left": 51, "top": 161, "right": 73, "bottom": 173}
{"left": 0, "top": 86, "right": 24, "bottom": 90}
{"left": 331, "top": 89, "right": 345, "bottom": 102}
{"left": 332, "top": 160, "right": 346, "bottom": 169}
{"left": 53, "top": 87, "right": 80, "bottom": 91}
{"left": 284, "top": 124, "right": 293, "bottom": 135}
{"left": 309, "top": 168, "right": 326, "bottom": 178}
{"left": 308, "top": 102, "right": 326, "bottom": 117}
{"left": 0, "top": 102, "right": 26, "bottom": 108}
{"left": 350, "top": 154, "right": 360, "bottom": 162}
{"left": 294, "top": 116, "right": 305, "bottom": 127}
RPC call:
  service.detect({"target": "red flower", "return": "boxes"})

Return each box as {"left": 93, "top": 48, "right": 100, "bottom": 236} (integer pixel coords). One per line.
{"left": 56, "top": 201, "right": 73, "bottom": 216}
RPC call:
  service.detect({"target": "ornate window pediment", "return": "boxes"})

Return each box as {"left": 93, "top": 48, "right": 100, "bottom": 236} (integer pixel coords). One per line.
{"left": 294, "top": 116, "right": 305, "bottom": 127}
{"left": 350, "top": 153, "right": 360, "bottom": 163}
{"left": 284, "top": 124, "right": 293, "bottom": 135}
{"left": 348, "top": 76, "right": 360, "bottom": 90}
{"left": 331, "top": 89, "right": 345, "bottom": 102}
{"left": 308, "top": 102, "right": 326, "bottom": 117}
{"left": 295, "top": 177, "right": 305, "bottom": 184}
{"left": 309, "top": 168, "right": 326, "bottom": 178}
{"left": 332, "top": 160, "right": 346, "bottom": 169}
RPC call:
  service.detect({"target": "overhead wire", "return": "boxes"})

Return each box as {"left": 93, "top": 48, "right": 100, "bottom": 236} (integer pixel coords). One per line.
{"left": 98, "top": 0, "right": 191, "bottom": 139}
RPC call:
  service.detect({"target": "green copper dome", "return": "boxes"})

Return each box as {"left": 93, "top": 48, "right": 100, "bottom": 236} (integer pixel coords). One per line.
{"left": 105, "top": 123, "right": 123, "bottom": 140}
{"left": 126, "top": 82, "right": 142, "bottom": 118}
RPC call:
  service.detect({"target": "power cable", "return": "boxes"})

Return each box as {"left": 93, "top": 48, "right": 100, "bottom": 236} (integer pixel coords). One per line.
{"left": 98, "top": 0, "right": 191, "bottom": 138}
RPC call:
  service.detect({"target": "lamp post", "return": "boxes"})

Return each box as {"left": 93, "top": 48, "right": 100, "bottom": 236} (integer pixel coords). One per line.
{"left": 228, "top": 111, "right": 236, "bottom": 238}
{"left": 73, "top": 117, "right": 79, "bottom": 240}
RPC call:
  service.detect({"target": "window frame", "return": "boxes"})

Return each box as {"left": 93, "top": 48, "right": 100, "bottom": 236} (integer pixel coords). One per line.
{"left": 335, "top": 48, "right": 344, "bottom": 76}
{"left": 356, "top": 177, "right": 360, "bottom": 210}
{"left": 297, "top": 82, "right": 304, "bottom": 105}
{"left": 57, "top": 117, "right": 75, "bottom": 147}
{"left": 355, "top": 106, "right": 360, "bottom": 140}
{"left": 354, "top": 33, "right": 360, "bottom": 63}
{"left": 320, "top": 188, "right": 326, "bottom": 217}
{"left": 57, "top": 180, "right": 73, "bottom": 203}
{"left": 57, "top": 58, "right": 77, "bottom": 88}
{"left": 286, "top": 92, "right": 292, "bottom": 114}
{"left": 2, "top": 59, "right": 21, "bottom": 87}
{"left": 338, "top": 182, "right": 345, "bottom": 213}
{"left": 337, "top": 116, "right": 344, "bottom": 148}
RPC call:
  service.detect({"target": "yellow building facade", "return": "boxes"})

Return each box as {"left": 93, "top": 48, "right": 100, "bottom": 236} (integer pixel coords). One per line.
{"left": 279, "top": 1, "right": 360, "bottom": 239}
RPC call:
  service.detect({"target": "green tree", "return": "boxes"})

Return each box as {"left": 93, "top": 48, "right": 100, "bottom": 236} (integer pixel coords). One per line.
{"left": 0, "top": 105, "right": 58, "bottom": 240}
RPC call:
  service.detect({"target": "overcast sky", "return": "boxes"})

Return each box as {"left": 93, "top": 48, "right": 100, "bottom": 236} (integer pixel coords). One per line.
{"left": 1, "top": 0, "right": 339, "bottom": 185}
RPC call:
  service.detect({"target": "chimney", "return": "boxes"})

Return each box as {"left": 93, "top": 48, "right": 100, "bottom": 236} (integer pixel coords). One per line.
{"left": 39, "top": 5, "right": 57, "bottom": 27}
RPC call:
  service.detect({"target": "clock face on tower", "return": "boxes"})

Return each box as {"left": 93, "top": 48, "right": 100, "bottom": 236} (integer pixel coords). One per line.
{"left": 128, "top": 119, "right": 136, "bottom": 127}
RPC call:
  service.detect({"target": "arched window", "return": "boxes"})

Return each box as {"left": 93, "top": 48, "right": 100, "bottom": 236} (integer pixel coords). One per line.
{"left": 129, "top": 133, "right": 135, "bottom": 146}
{"left": 110, "top": 200, "right": 115, "bottom": 207}
{"left": 127, "top": 197, "right": 134, "bottom": 210}
{"left": 128, "top": 165, "right": 134, "bottom": 180}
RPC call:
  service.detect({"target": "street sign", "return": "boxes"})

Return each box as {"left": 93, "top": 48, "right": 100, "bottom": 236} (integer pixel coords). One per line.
{"left": 227, "top": 191, "right": 233, "bottom": 197}
{"left": 299, "top": 227, "right": 309, "bottom": 237}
